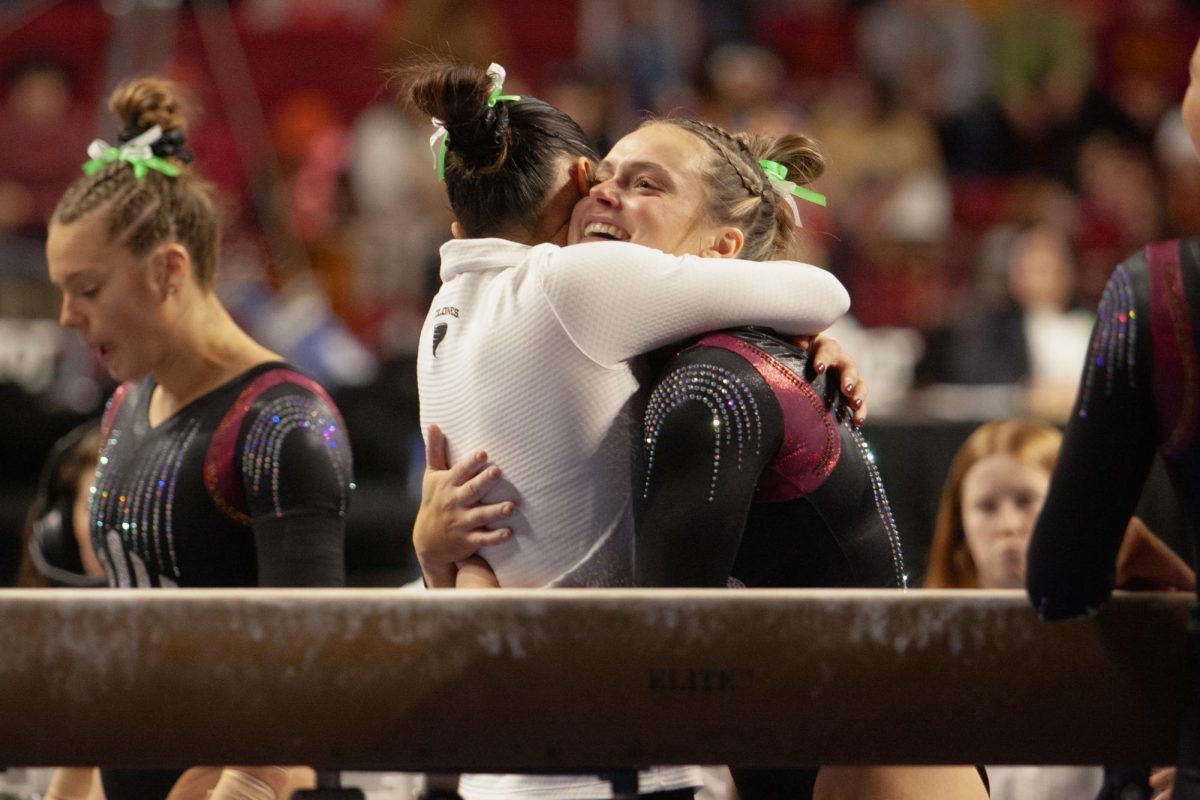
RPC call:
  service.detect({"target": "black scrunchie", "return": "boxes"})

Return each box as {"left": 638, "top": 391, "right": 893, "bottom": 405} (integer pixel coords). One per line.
{"left": 489, "top": 102, "right": 510, "bottom": 146}
{"left": 446, "top": 102, "right": 511, "bottom": 167}
{"left": 117, "top": 124, "right": 194, "bottom": 164}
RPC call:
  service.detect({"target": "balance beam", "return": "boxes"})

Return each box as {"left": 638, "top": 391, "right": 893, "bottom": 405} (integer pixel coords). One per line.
{"left": 0, "top": 588, "right": 1188, "bottom": 770}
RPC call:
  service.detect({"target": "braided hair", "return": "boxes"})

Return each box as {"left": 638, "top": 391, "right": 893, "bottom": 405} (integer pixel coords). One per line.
{"left": 52, "top": 78, "right": 221, "bottom": 287}
{"left": 648, "top": 118, "right": 824, "bottom": 261}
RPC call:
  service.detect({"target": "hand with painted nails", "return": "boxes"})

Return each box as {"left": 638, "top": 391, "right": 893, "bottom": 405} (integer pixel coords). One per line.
{"left": 413, "top": 424, "right": 515, "bottom": 587}
{"left": 802, "top": 334, "right": 869, "bottom": 426}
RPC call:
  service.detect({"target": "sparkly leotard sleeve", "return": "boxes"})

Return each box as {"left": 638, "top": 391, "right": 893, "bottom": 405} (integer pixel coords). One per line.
{"left": 92, "top": 362, "right": 353, "bottom": 588}
{"left": 1026, "top": 249, "right": 1162, "bottom": 619}
{"left": 1025, "top": 240, "right": 1200, "bottom": 796}
{"left": 93, "top": 362, "right": 353, "bottom": 797}
{"left": 635, "top": 328, "right": 907, "bottom": 591}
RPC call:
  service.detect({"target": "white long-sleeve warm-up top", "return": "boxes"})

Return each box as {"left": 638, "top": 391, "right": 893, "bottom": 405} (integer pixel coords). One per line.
{"left": 418, "top": 237, "right": 850, "bottom": 590}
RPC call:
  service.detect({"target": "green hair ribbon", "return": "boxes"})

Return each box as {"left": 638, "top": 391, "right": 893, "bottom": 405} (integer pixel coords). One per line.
{"left": 758, "top": 158, "right": 825, "bottom": 226}
{"left": 431, "top": 123, "right": 450, "bottom": 181}
{"left": 82, "top": 125, "right": 181, "bottom": 179}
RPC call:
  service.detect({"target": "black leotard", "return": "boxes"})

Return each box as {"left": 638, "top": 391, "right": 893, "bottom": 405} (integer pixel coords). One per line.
{"left": 92, "top": 362, "right": 353, "bottom": 797}
{"left": 1027, "top": 238, "right": 1200, "bottom": 797}
{"left": 91, "top": 361, "right": 353, "bottom": 589}
{"left": 636, "top": 328, "right": 906, "bottom": 591}
{"left": 635, "top": 328, "right": 908, "bottom": 800}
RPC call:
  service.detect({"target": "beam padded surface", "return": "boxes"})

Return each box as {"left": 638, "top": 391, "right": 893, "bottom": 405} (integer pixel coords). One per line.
{"left": 0, "top": 588, "right": 1187, "bottom": 769}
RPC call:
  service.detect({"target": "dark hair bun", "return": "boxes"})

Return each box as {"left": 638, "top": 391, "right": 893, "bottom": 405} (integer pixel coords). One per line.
{"left": 109, "top": 77, "right": 194, "bottom": 163}
{"left": 398, "top": 58, "right": 509, "bottom": 172}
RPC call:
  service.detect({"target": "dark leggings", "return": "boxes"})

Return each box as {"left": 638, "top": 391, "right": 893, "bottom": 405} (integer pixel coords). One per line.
{"left": 100, "top": 768, "right": 185, "bottom": 800}
{"left": 731, "top": 767, "right": 818, "bottom": 799}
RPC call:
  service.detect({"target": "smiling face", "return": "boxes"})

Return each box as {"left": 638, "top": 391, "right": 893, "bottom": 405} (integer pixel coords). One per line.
{"left": 47, "top": 213, "right": 170, "bottom": 383}
{"left": 959, "top": 453, "right": 1050, "bottom": 590}
{"left": 568, "top": 124, "right": 741, "bottom": 257}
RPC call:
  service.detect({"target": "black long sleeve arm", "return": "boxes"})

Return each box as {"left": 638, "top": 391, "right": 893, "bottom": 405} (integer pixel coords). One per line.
{"left": 1027, "top": 255, "right": 1159, "bottom": 619}
{"left": 634, "top": 345, "right": 784, "bottom": 587}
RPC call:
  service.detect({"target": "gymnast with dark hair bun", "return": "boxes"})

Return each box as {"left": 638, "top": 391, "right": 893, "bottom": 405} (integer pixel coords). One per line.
{"left": 400, "top": 57, "right": 867, "bottom": 799}
{"left": 402, "top": 59, "right": 853, "bottom": 592}
{"left": 45, "top": 76, "right": 348, "bottom": 800}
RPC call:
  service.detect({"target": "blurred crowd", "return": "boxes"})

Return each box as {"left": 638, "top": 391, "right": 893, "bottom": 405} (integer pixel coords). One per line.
{"left": 0, "top": 7, "right": 1196, "bottom": 795}
{"left": 4, "top": 0, "right": 1200, "bottom": 425}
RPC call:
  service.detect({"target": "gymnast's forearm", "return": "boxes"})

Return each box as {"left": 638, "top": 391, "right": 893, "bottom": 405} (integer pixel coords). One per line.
{"left": 1027, "top": 261, "right": 1158, "bottom": 619}
{"left": 540, "top": 241, "right": 849, "bottom": 367}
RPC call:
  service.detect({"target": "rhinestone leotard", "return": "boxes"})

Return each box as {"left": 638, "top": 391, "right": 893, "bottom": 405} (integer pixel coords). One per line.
{"left": 636, "top": 328, "right": 907, "bottom": 592}
{"left": 91, "top": 361, "right": 353, "bottom": 588}
{"left": 1027, "top": 239, "right": 1200, "bottom": 794}
{"left": 636, "top": 327, "right": 908, "bottom": 800}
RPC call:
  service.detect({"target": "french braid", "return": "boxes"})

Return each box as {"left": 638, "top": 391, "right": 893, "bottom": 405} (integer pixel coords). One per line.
{"left": 51, "top": 78, "right": 220, "bottom": 287}
{"left": 649, "top": 117, "right": 824, "bottom": 260}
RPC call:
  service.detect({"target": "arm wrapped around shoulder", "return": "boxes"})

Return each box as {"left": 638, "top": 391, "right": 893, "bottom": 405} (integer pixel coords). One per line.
{"left": 538, "top": 240, "right": 849, "bottom": 367}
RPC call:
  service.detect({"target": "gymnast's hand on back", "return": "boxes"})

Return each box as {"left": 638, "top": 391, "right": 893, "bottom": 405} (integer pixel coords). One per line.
{"left": 797, "top": 334, "right": 868, "bottom": 426}
{"left": 413, "top": 424, "right": 514, "bottom": 587}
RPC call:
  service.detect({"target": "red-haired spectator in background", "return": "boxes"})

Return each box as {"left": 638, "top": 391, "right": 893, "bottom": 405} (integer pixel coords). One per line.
{"left": 929, "top": 418, "right": 1187, "bottom": 800}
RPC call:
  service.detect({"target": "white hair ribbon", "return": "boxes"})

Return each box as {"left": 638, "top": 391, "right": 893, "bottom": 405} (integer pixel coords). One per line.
{"left": 82, "top": 125, "right": 179, "bottom": 178}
